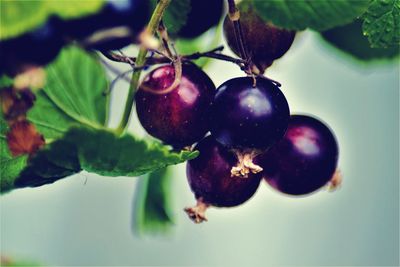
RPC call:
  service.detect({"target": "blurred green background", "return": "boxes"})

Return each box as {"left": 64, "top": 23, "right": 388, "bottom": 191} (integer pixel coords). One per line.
{"left": 1, "top": 30, "right": 399, "bottom": 266}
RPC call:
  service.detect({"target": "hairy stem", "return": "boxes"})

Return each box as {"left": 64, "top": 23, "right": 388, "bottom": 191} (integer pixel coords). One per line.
{"left": 116, "top": 0, "right": 171, "bottom": 135}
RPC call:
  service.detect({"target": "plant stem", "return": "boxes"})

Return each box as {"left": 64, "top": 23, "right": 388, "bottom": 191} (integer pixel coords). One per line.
{"left": 103, "top": 46, "right": 246, "bottom": 69}
{"left": 226, "top": 0, "right": 249, "bottom": 65}
{"left": 116, "top": 0, "right": 171, "bottom": 135}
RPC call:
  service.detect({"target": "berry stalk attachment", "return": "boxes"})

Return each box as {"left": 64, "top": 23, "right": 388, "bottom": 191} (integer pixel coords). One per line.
{"left": 116, "top": 0, "right": 172, "bottom": 135}
{"left": 209, "top": 77, "right": 290, "bottom": 177}
{"left": 185, "top": 136, "right": 261, "bottom": 223}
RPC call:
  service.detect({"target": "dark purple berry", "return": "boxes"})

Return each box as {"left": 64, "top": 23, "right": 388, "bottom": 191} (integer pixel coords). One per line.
{"left": 177, "top": 0, "right": 224, "bottom": 39}
{"left": 185, "top": 136, "right": 261, "bottom": 223}
{"left": 135, "top": 63, "right": 215, "bottom": 148}
{"left": 257, "top": 115, "right": 339, "bottom": 196}
{"left": 210, "top": 77, "right": 290, "bottom": 150}
{"left": 0, "top": 18, "right": 64, "bottom": 75}
{"left": 223, "top": 3, "right": 295, "bottom": 71}
{"left": 59, "top": 0, "right": 149, "bottom": 51}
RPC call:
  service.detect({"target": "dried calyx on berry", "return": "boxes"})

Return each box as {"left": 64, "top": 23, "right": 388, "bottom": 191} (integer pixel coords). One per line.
{"left": 209, "top": 76, "right": 290, "bottom": 178}
{"left": 185, "top": 136, "right": 261, "bottom": 223}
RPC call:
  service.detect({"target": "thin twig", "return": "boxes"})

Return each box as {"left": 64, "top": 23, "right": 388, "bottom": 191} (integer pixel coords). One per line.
{"left": 158, "top": 20, "right": 174, "bottom": 58}
{"left": 103, "top": 46, "right": 246, "bottom": 69}
{"left": 227, "top": 0, "right": 249, "bottom": 63}
{"left": 98, "top": 56, "right": 132, "bottom": 83}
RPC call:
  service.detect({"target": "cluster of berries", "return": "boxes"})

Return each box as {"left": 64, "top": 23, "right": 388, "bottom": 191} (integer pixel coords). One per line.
{"left": 135, "top": 3, "right": 340, "bottom": 223}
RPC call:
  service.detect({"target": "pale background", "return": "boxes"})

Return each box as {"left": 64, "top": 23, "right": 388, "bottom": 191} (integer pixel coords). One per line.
{"left": 1, "top": 30, "right": 399, "bottom": 266}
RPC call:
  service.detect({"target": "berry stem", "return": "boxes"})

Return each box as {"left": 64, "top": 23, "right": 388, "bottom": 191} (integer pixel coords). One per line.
{"left": 158, "top": 20, "right": 174, "bottom": 59}
{"left": 116, "top": 0, "right": 171, "bottom": 135}
{"left": 103, "top": 46, "right": 246, "bottom": 70}
{"left": 226, "top": 0, "right": 249, "bottom": 64}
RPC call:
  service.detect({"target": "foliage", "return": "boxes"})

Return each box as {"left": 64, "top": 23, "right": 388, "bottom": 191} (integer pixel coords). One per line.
{"left": 321, "top": 19, "right": 399, "bottom": 61}
{"left": 133, "top": 167, "right": 175, "bottom": 234}
{"left": 150, "top": 0, "right": 191, "bottom": 34}
{"left": 362, "top": 0, "right": 400, "bottom": 48}
{"left": 252, "top": 0, "right": 369, "bottom": 31}
{"left": 0, "top": 0, "right": 104, "bottom": 40}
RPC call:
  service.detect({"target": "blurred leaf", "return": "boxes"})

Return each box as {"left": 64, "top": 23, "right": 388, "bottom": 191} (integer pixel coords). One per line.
{"left": 72, "top": 127, "right": 198, "bottom": 177}
{"left": 0, "top": 256, "right": 41, "bottom": 267}
{"left": 0, "top": 117, "right": 28, "bottom": 193}
{"left": 28, "top": 46, "right": 109, "bottom": 139}
{"left": 321, "top": 19, "right": 399, "bottom": 61}
{"left": 12, "top": 127, "right": 198, "bottom": 191}
{"left": 150, "top": 0, "right": 191, "bottom": 34}
{"left": 252, "top": 0, "right": 369, "bottom": 31}
{"left": 0, "top": 75, "right": 13, "bottom": 89}
{"left": 0, "top": 0, "right": 104, "bottom": 40}
{"left": 362, "top": 0, "right": 400, "bottom": 48}
{"left": 133, "top": 167, "right": 175, "bottom": 234}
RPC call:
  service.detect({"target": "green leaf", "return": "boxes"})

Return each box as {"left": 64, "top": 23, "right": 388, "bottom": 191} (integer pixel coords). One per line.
{"left": 321, "top": 19, "right": 399, "bottom": 61}
{"left": 0, "top": 117, "right": 28, "bottom": 193}
{"left": 12, "top": 127, "right": 198, "bottom": 190}
{"left": 252, "top": 0, "right": 369, "bottom": 31}
{"left": 133, "top": 167, "right": 175, "bottom": 234}
{"left": 0, "top": 75, "right": 13, "bottom": 89}
{"left": 362, "top": 0, "right": 400, "bottom": 48}
{"left": 0, "top": 0, "right": 104, "bottom": 40}
{"left": 28, "top": 46, "right": 109, "bottom": 139}
{"left": 73, "top": 127, "right": 198, "bottom": 177}
{"left": 150, "top": 0, "right": 191, "bottom": 34}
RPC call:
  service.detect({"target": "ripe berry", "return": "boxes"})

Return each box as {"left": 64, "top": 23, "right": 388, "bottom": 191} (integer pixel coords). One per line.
{"left": 257, "top": 115, "right": 339, "bottom": 195}
{"left": 0, "top": 18, "right": 64, "bottom": 75}
{"left": 185, "top": 136, "right": 261, "bottom": 223}
{"left": 223, "top": 3, "right": 295, "bottom": 71}
{"left": 59, "top": 0, "right": 149, "bottom": 51}
{"left": 177, "top": 0, "right": 224, "bottom": 39}
{"left": 210, "top": 77, "right": 290, "bottom": 150}
{"left": 135, "top": 63, "right": 215, "bottom": 148}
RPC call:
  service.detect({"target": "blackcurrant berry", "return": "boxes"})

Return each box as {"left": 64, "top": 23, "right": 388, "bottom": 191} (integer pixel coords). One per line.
{"left": 59, "top": 0, "right": 149, "bottom": 51}
{"left": 177, "top": 0, "right": 224, "bottom": 39}
{"left": 135, "top": 62, "right": 215, "bottom": 148}
{"left": 223, "top": 3, "right": 295, "bottom": 71}
{"left": 0, "top": 17, "right": 65, "bottom": 75}
{"left": 210, "top": 77, "right": 290, "bottom": 150}
{"left": 185, "top": 136, "right": 261, "bottom": 223}
{"left": 256, "top": 115, "right": 339, "bottom": 196}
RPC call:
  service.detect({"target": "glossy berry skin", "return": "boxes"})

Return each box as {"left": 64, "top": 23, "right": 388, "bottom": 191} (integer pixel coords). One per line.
{"left": 223, "top": 3, "right": 295, "bottom": 71}
{"left": 210, "top": 77, "right": 290, "bottom": 150}
{"left": 135, "top": 63, "right": 215, "bottom": 148}
{"left": 187, "top": 136, "right": 261, "bottom": 207}
{"left": 59, "top": 0, "right": 149, "bottom": 50}
{"left": 257, "top": 115, "right": 339, "bottom": 195}
{"left": 177, "top": 0, "right": 224, "bottom": 39}
{"left": 0, "top": 18, "right": 64, "bottom": 75}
